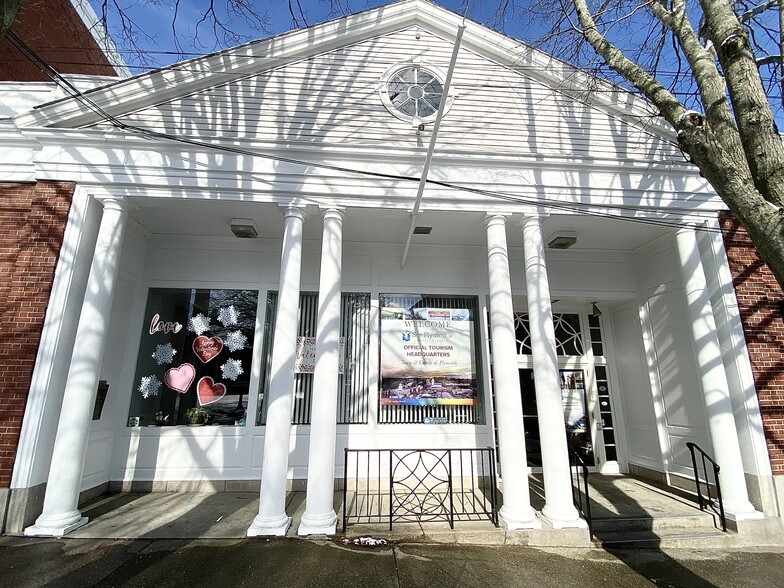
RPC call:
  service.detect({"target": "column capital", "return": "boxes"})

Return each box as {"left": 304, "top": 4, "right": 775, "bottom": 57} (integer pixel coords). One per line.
{"left": 321, "top": 207, "right": 344, "bottom": 222}
{"left": 675, "top": 225, "right": 700, "bottom": 236}
{"left": 280, "top": 204, "right": 306, "bottom": 221}
{"left": 483, "top": 213, "right": 510, "bottom": 228}
{"left": 520, "top": 212, "right": 549, "bottom": 228}
{"left": 98, "top": 196, "right": 135, "bottom": 213}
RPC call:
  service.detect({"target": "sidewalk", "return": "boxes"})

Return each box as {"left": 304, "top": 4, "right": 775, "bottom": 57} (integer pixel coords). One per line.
{"left": 62, "top": 474, "right": 720, "bottom": 546}
{"left": 68, "top": 489, "right": 524, "bottom": 545}
{"left": 2, "top": 534, "right": 784, "bottom": 588}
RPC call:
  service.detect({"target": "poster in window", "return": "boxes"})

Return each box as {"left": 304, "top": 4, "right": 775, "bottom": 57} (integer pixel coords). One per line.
{"left": 380, "top": 306, "right": 478, "bottom": 405}
{"left": 128, "top": 288, "right": 257, "bottom": 426}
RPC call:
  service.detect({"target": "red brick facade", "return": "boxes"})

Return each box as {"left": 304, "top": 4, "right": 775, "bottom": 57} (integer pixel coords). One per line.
{"left": 1, "top": 0, "right": 119, "bottom": 81}
{"left": 0, "top": 181, "right": 74, "bottom": 487}
{"left": 720, "top": 213, "right": 784, "bottom": 474}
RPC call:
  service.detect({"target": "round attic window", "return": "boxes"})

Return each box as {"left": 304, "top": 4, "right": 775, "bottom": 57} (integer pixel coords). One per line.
{"left": 379, "top": 62, "right": 452, "bottom": 123}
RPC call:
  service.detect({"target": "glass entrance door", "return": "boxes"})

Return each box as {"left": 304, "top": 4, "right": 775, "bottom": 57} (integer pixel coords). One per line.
{"left": 519, "top": 368, "right": 595, "bottom": 467}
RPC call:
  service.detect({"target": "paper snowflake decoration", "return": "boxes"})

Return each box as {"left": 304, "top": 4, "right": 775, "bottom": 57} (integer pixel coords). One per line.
{"left": 225, "top": 330, "right": 248, "bottom": 352}
{"left": 220, "top": 358, "right": 244, "bottom": 381}
{"left": 218, "top": 305, "right": 239, "bottom": 327}
{"left": 188, "top": 313, "right": 211, "bottom": 335}
{"left": 138, "top": 375, "right": 162, "bottom": 399}
{"left": 151, "top": 343, "right": 176, "bottom": 365}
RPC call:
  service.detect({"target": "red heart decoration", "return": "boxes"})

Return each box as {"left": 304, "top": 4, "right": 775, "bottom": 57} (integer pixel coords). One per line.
{"left": 197, "top": 376, "right": 226, "bottom": 406}
{"left": 193, "top": 336, "right": 223, "bottom": 363}
{"left": 164, "top": 363, "right": 195, "bottom": 393}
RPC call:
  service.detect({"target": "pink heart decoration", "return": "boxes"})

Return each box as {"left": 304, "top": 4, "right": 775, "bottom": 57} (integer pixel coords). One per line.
{"left": 193, "top": 336, "right": 223, "bottom": 363}
{"left": 164, "top": 363, "right": 195, "bottom": 394}
{"left": 197, "top": 376, "right": 226, "bottom": 406}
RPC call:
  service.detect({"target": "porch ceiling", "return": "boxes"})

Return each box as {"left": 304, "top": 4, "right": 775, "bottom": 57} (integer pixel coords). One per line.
{"left": 130, "top": 200, "right": 670, "bottom": 251}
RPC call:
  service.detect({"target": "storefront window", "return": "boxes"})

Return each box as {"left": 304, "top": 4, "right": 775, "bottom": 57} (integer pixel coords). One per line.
{"left": 378, "top": 294, "right": 484, "bottom": 424}
{"left": 128, "top": 288, "right": 258, "bottom": 427}
{"left": 256, "top": 292, "right": 371, "bottom": 425}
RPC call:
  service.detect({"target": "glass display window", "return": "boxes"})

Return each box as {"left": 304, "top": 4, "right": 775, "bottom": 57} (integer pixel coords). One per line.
{"left": 378, "top": 294, "right": 484, "bottom": 424}
{"left": 128, "top": 288, "right": 258, "bottom": 427}
{"left": 256, "top": 291, "right": 371, "bottom": 426}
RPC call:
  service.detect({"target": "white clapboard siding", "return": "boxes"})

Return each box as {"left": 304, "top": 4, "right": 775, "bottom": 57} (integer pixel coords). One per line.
{"left": 93, "top": 27, "right": 681, "bottom": 161}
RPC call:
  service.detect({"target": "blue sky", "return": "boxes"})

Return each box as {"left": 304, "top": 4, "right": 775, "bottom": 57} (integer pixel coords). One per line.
{"left": 87, "top": 0, "right": 783, "bottom": 126}
{"left": 94, "top": 0, "right": 508, "bottom": 71}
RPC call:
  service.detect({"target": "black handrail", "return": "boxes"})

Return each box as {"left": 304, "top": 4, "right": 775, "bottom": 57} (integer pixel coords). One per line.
{"left": 686, "top": 442, "right": 727, "bottom": 532}
{"left": 342, "top": 447, "right": 499, "bottom": 531}
{"left": 568, "top": 446, "right": 593, "bottom": 539}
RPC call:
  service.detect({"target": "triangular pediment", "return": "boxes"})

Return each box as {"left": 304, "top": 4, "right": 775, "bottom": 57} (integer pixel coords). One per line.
{"left": 14, "top": 0, "right": 680, "bottom": 162}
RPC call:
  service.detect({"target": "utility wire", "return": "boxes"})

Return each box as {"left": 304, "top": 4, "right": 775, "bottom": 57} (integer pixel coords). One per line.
{"left": 5, "top": 30, "right": 729, "bottom": 235}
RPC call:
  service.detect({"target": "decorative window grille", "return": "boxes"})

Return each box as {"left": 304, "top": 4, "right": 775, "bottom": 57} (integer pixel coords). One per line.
{"left": 512, "top": 312, "right": 584, "bottom": 356}
{"left": 257, "top": 292, "right": 371, "bottom": 425}
{"left": 378, "top": 62, "right": 453, "bottom": 123}
{"left": 377, "top": 294, "right": 484, "bottom": 425}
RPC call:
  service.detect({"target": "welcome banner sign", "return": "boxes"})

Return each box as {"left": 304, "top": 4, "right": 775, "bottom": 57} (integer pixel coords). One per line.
{"left": 380, "top": 306, "right": 478, "bottom": 405}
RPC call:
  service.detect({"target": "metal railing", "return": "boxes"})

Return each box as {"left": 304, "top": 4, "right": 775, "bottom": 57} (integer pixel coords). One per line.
{"left": 568, "top": 446, "right": 593, "bottom": 539}
{"left": 686, "top": 442, "right": 727, "bottom": 532}
{"left": 342, "top": 448, "right": 499, "bottom": 531}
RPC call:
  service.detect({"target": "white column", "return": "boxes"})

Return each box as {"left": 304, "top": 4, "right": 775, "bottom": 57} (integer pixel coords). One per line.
{"left": 675, "top": 227, "right": 761, "bottom": 519}
{"left": 521, "top": 216, "right": 584, "bottom": 528}
{"left": 25, "top": 197, "right": 130, "bottom": 537}
{"left": 485, "top": 215, "right": 540, "bottom": 530}
{"left": 248, "top": 205, "right": 306, "bottom": 537}
{"left": 299, "top": 208, "right": 343, "bottom": 536}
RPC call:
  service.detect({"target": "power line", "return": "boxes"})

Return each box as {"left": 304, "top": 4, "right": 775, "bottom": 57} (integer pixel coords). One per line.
{"left": 5, "top": 30, "right": 730, "bottom": 236}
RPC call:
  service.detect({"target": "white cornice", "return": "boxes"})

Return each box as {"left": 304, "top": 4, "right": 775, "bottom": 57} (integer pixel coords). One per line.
{"left": 12, "top": 0, "right": 671, "bottom": 141}
{"left": 28, "top": 154, "right": 722, "bottom": 213}
{"left": 15, "top": 127, "right": 697, "bottom": 176}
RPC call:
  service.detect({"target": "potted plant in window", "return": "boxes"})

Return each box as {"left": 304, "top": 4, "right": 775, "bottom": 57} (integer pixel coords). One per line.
{"left": 183, "top": 407, "right": 210, "bottom": 426}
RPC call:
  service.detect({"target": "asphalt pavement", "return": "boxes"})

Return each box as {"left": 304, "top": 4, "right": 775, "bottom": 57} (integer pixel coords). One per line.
{"left": 1, "top": 536, "right": 783, "bottom": 587}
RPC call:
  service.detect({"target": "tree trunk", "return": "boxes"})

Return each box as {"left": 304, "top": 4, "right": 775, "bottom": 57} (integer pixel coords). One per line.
{"left": 570, "top": 0, "right": 784, "bottom": 290}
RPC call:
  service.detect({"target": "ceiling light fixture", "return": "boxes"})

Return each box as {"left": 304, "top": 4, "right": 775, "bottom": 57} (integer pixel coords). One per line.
{"left": 547, "top": 231, "right": 578, "bottom": 249}
{"left": 230, "top": 218, "right": 258, "bottom": 239}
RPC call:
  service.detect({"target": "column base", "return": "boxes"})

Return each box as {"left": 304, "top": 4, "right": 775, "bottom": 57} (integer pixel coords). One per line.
{"left": 298, "top": 510, "right": 338, "bottom": 536}
{"left": 539, "top": 503, "right": 587, "bottom": 529}
{"left": 247, "top": 514, "right": 292, "bottom": 537}
{"left": 538, "top": 512, "right": 588, "bottom": 529}
{"left": 725, "top": 507, "right": 765, "bottom": 522}
{"left": 24, "top": 516, "right": 88, "bottom": 537}
{"left": 499, "top": 506, "right": 542, "bottom": 530}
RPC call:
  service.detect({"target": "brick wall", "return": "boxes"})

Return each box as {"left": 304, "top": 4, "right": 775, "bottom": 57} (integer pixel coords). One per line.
{"left": 720, "top": 213, "right": 784, "bottom": 474}
{"left": 1, "top": 0, "right": 119, "bottom": 81}
{"left": 0, "top": 181, "right": 74, "bottom": 488}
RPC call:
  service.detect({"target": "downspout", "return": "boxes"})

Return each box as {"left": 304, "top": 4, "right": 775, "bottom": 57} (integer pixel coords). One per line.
{"left": 400, "top": 21, "right": 466, "bottom": 269}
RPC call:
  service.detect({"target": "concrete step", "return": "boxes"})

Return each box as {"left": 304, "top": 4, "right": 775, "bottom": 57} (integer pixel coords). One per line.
{"left": 592, "top": 512, "right": 720, "bottom": 533}
{"left": 594, "top": 526, "right": 732, "bottom": 549}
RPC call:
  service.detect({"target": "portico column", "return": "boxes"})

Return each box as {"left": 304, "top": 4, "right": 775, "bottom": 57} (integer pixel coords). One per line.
{"left": 25, "top": 197, "right": 131, "bottom": 537}
{"left": 248, "top": 205, "right": 306, "bottom": 537}
{"left": 298, "top": 208, "right": 343, "bottom": 536}
{"left": 521, "top": 215, "right": 583, "bottom": 528}
{"left": 675, "top": 227, "right": 761, "bottom": 519}
{"left": 485, "top": 215, "right": 540, "bottom": 530}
